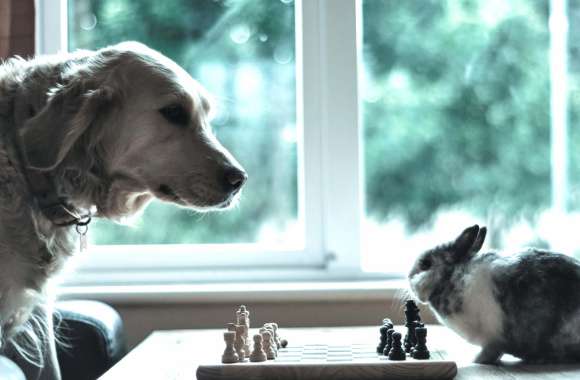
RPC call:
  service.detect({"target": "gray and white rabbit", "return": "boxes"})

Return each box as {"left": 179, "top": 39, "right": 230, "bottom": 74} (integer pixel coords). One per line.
{"left": 408, "top": 224, "right": 580, "bottom": 364}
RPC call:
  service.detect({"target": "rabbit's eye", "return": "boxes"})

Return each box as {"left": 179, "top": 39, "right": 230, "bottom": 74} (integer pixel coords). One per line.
{"left": 419, "top": 257, "right": 432, "bottom": 271}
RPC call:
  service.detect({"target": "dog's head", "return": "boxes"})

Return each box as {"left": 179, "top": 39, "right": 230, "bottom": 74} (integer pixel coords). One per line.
{"left": 19, "top": 42, "right": 247, "bottom": 219}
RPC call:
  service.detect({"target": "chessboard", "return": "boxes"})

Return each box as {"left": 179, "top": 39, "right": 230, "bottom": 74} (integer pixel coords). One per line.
{"left": 196, "top": 342, "right": 456, "bottom": 380}
{"left": 196, "top": 302, "right": 457, "bottom": 380}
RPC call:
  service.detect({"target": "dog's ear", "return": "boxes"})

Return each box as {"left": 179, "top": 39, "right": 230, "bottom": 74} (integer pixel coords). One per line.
{"left": 19, "top": 80, "right": 117, "bottom": 170}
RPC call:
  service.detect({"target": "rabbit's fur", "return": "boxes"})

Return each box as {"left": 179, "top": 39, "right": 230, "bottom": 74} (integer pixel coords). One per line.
{"left": 409, "top": 225, "right": 580, "bottom": 364}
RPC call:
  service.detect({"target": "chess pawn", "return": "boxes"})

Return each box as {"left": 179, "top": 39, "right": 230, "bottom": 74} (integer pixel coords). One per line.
{"left": 382, "top": 329, "right": 395, "bottom": 357}
{"left": 250, "top": 334, "right": 267, "bottom": 362}
{"left": 388, "top": 332, "right": 406, "bottom": 361}
{"left": 226, "top": 323, "right": 236, "bottom": 332}
{"left": 261, "top": 330, "right": 276, "bottom": 360}
{"left": 221, "top": 331, "right": 239, "bottom": 364}
{"left": 234, "top": 325, "right": 246, "bottom": 362}
{"left": 411, "top": 327, "right": 430, "bottom": 360}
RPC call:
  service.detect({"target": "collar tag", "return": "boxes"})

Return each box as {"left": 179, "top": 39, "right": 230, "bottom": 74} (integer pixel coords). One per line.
{"left": 75, "top": 216, "right": 91, "bottom": 252}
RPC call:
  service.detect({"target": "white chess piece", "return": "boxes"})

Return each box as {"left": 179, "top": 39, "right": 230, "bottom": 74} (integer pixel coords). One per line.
{"left": 249, "top": 334, "right": 267, "bottom": 362}
{"left": 261, "top": 330, "right": 276, "bottom": 360}
{"left": 270, "top": 322, "right": 281, "bottom": 349}
{"left": 234, "top": 325, "right": 246, "bottom": 361}
{"left": 221, "top": 331, "right": 239, "bottom": 364}
{"left": 262, "top": 325, "right": 278, "bottom": 356}
{"left": 238, "top": 307, "right": 251, "bottom": 356}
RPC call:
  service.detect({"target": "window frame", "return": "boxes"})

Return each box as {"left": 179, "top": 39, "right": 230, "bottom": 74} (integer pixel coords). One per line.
{"left": 37, "top": 0, "right": 382, "bottom": 286}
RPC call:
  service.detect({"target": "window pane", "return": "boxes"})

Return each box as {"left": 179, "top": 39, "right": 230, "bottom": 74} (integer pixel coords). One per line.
{"left": 68, "top": 0, "right": 299, "bottom": 245}
{"left": 362, "top": 0, "right": 580, "bottom": 272}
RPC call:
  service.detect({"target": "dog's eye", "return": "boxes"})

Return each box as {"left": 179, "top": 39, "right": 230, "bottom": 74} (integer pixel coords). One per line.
{"left": 159, "top": 104, "right": 189, "bottom": 126}
{"left": 419, "top": 257, "right": 432, "bottom": 271}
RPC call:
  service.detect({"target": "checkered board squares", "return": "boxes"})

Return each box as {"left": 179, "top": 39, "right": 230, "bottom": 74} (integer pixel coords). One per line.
{"left": 196, "top": 344, "right": 457, "bottom": 380}
{"left": 280, "top": 344, "right": 385, "bottom": 362}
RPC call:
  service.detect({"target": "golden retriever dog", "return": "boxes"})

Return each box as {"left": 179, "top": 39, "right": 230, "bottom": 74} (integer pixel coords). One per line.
{"left": 0, "top": 42, "right": 246, "bottom": 379}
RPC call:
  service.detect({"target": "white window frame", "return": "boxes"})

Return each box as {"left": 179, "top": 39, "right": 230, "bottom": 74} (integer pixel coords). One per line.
{"left": 37, "top": 0, "right": 388, "bottom": 286}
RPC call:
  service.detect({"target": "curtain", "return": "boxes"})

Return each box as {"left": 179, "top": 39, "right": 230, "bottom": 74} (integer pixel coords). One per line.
{"left": 0, "top": 0, "right": 35, "bottom": 59}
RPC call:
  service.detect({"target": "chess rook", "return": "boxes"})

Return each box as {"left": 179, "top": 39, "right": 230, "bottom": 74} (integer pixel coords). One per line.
{"left": 412, "top": 327, "right": 430, "bottom": 360}
{"left": 221, "top": 331, "right": 239, "bottom": 364}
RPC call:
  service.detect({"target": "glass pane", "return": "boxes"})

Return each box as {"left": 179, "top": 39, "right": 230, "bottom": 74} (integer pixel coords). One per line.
{"left": 362, "top": 0, "right": 580, "bottom": 272}
{"left": 68, "top": 0, "right": 299, "bottom": 245}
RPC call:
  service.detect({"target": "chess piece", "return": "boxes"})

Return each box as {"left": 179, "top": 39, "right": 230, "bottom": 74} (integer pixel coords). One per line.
{"left": 237, "top": 305, "right": 251, "bottom": 356}
{"left": 234, "top": 325, "right": 246, "bottom": 361}
{"left": 267, "top": 322, "right": 281, "bottom": 349}
{"left": 237, "top": 305, "right": 250, "bottom": 329}
{"left": 263, "top": 324, "right": 278, "bottom": 355}
{"left": 226, "top": 323, "right": 236, "bottom": 332}
{"left": 405, "top": 300, "right": 421, "bottom": 322}
{"left": 388, "top": 332, "right": 406, "bottom": 361}
{"left": 382, "top": 328, "right": 395, "bottom": 357}
{"left": 382, "top": 317, "right": 393, "bottom": 326}
{"left": 377, "top": 325, "right": 389, "bottom": 354}
{"left": 404, "top": 320, "right": 418, "bottom": 353}
{"left": 411, "top": 327, "right": 430, "bottom": 360}
{"left": 236, "top": 324, "right": 249, "bottom": 357}
{"left": 280, "top": 339, "right": 289, "bottom": 348}
{"left": 261, "top": 330, "right": 277, "bottom": 360}
{"left": 404, "top": 300, "right": 420, "bottom": 353}
{"left": 221, "top": 331, "right": 239, "bottom": 363}
{"left": 250, "top": 334, "right": 268, "bottom": 362}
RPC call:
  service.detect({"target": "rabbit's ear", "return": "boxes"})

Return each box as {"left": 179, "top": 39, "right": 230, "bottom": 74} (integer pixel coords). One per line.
{"left": 453, "top": 225, "right": 480, "bottom": 260}
{"left": 469, "top": 226, "right": 487, "bottom": 255}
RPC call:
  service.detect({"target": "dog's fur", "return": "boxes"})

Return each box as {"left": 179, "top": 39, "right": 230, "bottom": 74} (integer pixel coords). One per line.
{"left": 0, "top": 42, "right": 246, "bottom": 379}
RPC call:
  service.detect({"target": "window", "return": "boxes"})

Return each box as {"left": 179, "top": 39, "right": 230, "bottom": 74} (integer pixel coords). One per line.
{"left": 361, "top": 0, "right": 580, "bottom": 272}
{"left": 37, "top": 0, "right": 579, "bottom": 286}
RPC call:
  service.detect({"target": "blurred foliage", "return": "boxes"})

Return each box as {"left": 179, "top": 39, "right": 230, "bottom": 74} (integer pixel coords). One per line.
{"left": 69, "top": 0, "right": 580, "bottom": 245}
{"left": 363, "top": 0, "right": 580, "bottom": 229}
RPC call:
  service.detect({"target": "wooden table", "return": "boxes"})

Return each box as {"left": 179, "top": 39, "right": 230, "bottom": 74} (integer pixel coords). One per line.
{"left": 100, "top": 326, "right": 580, "bottom": 379}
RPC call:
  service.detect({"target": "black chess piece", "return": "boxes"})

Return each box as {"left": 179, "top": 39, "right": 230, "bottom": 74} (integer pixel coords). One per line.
{"left": 411, "top": 327, "right": 430, "bottom": 360}
{"left": 388, "top": 332, "right": 406, "bottom": 361}
{"left": 404, "top": 300, "right": 421, "bottom": 353}
{"left": 382, "top": 317, "right": 393, "bottom": 326}
{"left": 377, "top": 324, "right": 389, "bottom": 354}
{"left": 382, "top": 328, "right": 394, "bottom": 357}
{"left": 405, "top": 300, "right": 421, "bottom": 321}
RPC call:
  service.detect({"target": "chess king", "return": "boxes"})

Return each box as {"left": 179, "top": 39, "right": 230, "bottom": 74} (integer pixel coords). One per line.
{"left": 409, "top": 225, "right": 580, "bottom": 364}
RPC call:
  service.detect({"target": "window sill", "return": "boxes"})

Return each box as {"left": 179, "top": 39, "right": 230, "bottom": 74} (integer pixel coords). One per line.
{"left": 57, "top": 279, "right": 408, "bottom": 304}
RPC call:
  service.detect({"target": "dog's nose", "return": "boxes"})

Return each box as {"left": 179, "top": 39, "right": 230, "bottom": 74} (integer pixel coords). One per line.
{"left": 222, "top": 167, "right": 248, "bottom": 192}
